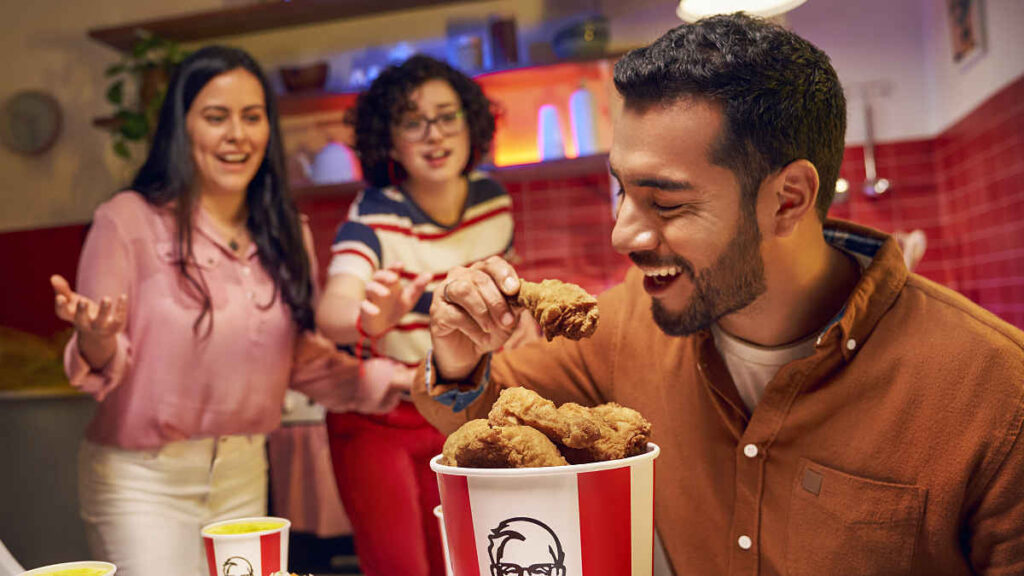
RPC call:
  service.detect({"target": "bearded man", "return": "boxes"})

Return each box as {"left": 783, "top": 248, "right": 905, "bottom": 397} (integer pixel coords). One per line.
{"left": 414, "top": 12, "right": 1024, "bottom": 575}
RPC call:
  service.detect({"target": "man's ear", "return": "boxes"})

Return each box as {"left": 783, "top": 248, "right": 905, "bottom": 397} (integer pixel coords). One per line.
{"left": 770, "top": 159, "right": 819, "bottom": 237}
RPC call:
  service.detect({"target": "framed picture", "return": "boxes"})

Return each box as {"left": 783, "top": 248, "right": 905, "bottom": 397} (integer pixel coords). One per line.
{"left": 948, "top": 0, "right": 985, "bottom": 66}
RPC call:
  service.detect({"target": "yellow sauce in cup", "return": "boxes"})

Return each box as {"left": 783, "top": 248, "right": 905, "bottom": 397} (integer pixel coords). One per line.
{"left": 204, "top": 520, "right": 286, "bottom": 535}
{"left": 35, "top": 565, "right": 109, "bottom": 569}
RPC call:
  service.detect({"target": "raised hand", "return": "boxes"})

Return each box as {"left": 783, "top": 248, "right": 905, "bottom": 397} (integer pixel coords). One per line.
{"left": 429, "top": 256, "right": 521, "bottom": 380}
{"left": 359, "top": 264, "right": 432, "bottom": 337}
{"left": 51, "top": 274, "right": 127, "bottom": 370}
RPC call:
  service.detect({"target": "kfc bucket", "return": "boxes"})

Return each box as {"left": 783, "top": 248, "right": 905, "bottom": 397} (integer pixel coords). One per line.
{"left": 434, "top": 505, "right": 456, "bottom": 576}
{"left": 201, "top": 517, "right": 290, "bottom": 576}
{"left": 431, "top": 442, "right": 659, "bottom": 576}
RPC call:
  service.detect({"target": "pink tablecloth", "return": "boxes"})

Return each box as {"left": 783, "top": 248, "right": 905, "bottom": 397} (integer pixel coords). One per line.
{"left": 267, "top": 423, "right": 352, "bottom": 537}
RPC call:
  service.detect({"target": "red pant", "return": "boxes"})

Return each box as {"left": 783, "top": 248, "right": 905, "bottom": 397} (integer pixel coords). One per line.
{"left": 326, "top": 403, "right": 447, "bottom": 576}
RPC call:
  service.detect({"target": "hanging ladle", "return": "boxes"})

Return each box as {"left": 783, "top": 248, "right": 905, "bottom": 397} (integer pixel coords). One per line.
{"left": 861, "top": 99, "right": 890, "bottom": 197}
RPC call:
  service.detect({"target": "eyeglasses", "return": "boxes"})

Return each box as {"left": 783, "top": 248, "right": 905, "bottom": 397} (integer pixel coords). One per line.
{"left": 394, "top": 109, "right": 466, "bottom": 143}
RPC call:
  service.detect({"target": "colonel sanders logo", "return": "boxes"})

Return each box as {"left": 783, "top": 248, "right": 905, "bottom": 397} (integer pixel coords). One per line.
{"left": 222, "top": 556, "right": 254, "bottom": 576}
{"left": 488, "top": 517, "right": 566, "bottom": 576}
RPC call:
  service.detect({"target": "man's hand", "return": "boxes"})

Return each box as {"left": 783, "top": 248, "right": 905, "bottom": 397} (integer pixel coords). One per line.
{"left": 429, "top": 256, "right": 522, "bottom": 380}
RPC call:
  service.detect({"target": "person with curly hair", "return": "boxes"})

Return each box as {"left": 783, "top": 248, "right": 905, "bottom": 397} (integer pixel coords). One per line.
{"left": 316, "top": 54, "right": 537, "bottom": 576}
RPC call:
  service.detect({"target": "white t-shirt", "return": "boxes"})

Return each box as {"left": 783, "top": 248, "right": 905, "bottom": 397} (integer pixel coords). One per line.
{"left": 710, "top": 324, "right": 818, "bottom": 411}
{"left": 710, "top": 248, "right": 871, "bottom": 412}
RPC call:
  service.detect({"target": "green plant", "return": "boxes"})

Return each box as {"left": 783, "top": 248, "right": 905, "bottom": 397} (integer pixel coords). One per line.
{"left": 103, "top": 33, "right": 189, "bottom": 159}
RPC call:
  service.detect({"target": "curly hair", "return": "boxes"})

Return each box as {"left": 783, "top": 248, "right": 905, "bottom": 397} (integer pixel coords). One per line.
{"left": 354, "top": 54, "right": 495, "bottom": 188}
{"left": 614, "top": 13, "right": 847, "bottom": 220}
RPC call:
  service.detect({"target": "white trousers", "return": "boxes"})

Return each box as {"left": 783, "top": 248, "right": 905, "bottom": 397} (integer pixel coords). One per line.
{"left": 78, "top": 436, "right": 267, "bottom": 576}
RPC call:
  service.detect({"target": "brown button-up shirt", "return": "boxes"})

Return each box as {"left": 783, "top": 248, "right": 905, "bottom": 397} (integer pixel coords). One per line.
{"left": 413, "top": 220, "right": 1024, "bottom": 575}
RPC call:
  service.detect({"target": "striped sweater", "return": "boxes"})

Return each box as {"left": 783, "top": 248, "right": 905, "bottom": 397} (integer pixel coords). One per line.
{"left": 328, "top": 175, "right": 514, "bottom": 366}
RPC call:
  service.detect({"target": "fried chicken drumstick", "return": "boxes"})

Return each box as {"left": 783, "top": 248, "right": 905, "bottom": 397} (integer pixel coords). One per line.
{"left": 511, "top": 279, "right": 599, "bottom": 341}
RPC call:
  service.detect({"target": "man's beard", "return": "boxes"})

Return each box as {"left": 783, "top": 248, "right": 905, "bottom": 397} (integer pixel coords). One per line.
{"left": 642, "top": 208, "right": 766, "bottom": 337}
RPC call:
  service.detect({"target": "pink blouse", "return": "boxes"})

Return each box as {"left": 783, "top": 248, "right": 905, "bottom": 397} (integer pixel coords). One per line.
{"left": 65, "top": 192, "right": 400, "bottom": 450}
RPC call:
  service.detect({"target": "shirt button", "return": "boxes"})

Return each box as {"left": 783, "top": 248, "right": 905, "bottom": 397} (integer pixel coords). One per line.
{"left": 738, "top": 535, "right": 753, "bottom": 550}
{"left": 743, "top": 443, "right": 759, "bottom": 458}
{"left": 846, "top": 338, "right": 857, "bottom": 351}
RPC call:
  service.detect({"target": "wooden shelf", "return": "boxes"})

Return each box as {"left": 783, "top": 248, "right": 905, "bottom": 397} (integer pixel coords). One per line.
{"left": 87, "top": 0, "right": 491, "bottom": 53}
{"left": 290, "top": 154, "right": 610, "bottom": 198}
{"left": 491, "top": 153, "right": 609, "bottom": 182}
{"left": 276, "top": 51, "right": 626, "bottom": 117}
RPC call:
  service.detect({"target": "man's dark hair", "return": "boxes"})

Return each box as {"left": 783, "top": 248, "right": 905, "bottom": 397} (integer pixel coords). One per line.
{"left": 355, "top": 54, "right": 496, "bottom": 188}
{"left": 614, "top": 12, "right": 846, "bottom": 220}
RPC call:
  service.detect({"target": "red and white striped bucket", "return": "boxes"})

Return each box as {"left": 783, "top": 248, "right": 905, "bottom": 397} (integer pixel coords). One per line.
{"left": 431, "top": 442, "right": 659, "bottom": 576}
{"left": 200, "top": 517, "right": 290, "bottom": 576}
{"left": 434, "top": 505, "right": 456, "bottom": 576}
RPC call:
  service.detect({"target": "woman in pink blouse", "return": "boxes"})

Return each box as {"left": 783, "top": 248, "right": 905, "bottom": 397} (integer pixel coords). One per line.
{"left": 48, "top": 46, "right": 402, "bottom": 576}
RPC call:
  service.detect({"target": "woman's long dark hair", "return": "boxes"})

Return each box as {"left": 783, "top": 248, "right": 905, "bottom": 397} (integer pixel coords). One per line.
{"left": 131, "top": 45, "right": 314, "bottom": 334}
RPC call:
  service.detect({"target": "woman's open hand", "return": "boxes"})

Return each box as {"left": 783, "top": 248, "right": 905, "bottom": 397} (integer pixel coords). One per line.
{"left": 51, "top": 274, "right": 127, "bottom": 370}
{"left": 359, "top": 264, "right": 431, "bottom": 337}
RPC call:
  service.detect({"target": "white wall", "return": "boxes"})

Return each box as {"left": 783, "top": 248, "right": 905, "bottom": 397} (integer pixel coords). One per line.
{"left": 606, "top": 0, "right": 1024, "bottom": 144}
{"left": 0, "top": 0, "right": 214, "bottom": 232}
{"left": 922, "top": 0, "right": 1024, "bottom": 134}
{"left": 786, "top": 0, "right": 933, "bottom": 145}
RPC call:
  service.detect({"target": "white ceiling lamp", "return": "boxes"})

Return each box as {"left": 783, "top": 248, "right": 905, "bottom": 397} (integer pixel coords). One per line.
{"left": 676, "top": 0, "right": 807, "bottom": 22}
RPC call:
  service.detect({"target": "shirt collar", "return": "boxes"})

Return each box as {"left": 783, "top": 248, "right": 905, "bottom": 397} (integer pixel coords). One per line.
{"left": 817, "top": 219, "right": 909, "bottom": 361}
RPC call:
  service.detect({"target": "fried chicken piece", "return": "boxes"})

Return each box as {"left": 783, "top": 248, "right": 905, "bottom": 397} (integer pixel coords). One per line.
{"left": 588, "top": 403, "right": 652, "bottom": 461}
{"left": 441, "top": 419, "right": 568, "bottom": 468}
{"left": 488, "top": 387, "right": 602, "bottom": 448}
{"left": 487, "top": 388, "right": 651, "bottom": 465}
{"left": 512, "top": 279, "right": 599, "bottom": 341}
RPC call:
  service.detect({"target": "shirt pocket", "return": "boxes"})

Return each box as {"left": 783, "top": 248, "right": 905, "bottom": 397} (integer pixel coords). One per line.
{"left": 155, "top": 241, "right": 221, "bottom": 269}
{"left": 155, "top": 241, "right": 225, "bottom": 310}
{"left": 786, "top": 458, "right": 926, "bottom": 576}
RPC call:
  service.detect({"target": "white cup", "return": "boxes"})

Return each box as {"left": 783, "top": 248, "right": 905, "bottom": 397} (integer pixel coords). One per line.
{"left": 18, "top": 561, "right": 116, "bottom": 576}
{"left": 201, "top": 517, "right": 290, "bottom": 576}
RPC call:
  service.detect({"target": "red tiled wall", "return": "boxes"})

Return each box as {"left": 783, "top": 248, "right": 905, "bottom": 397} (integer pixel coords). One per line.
{"left": 830, "top": 138, "right": 950, "bottom": 283}
{"left": 5, "top": 77, "right": 1023, "bottom": 336}
{"left": 934, "top": 77, "right": 1024, "bottom": 328}
{"left": 503, "top": 173, "right": 631, "bottom": 296}
{"left": 831, "top": 75, "right": 1024, "bottom": 328}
